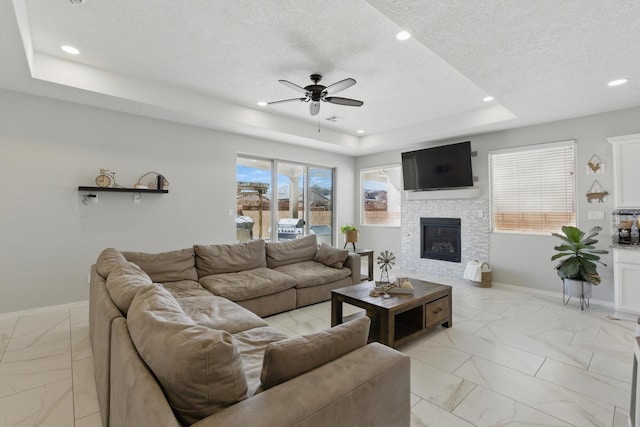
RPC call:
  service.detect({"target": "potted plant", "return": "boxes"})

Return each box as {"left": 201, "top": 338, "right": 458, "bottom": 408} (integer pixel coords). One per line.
{"left": 341, "top": 225, "right": 358, "bottom": 250}
{"left": 551, "top": 225, "right": 608, "bottom": 309}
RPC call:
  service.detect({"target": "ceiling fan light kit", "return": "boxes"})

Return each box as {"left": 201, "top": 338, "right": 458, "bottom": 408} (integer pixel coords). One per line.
{"left": 268, "top": 74, "right": 364, "bottom": 116}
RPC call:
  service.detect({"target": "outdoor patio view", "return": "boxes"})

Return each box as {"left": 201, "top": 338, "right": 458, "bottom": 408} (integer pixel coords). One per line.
{"left": 236, "top": 156, "right": 334, "bottom": 244}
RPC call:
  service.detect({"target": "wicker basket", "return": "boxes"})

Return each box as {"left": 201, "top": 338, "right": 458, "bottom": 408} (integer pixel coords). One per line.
{"left": 480, "top": 271, "right": 492, "bottom": 288}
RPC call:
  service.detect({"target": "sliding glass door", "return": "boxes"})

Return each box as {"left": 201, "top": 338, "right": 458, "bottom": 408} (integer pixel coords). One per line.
{"left": 236, "top": 157, "right": 272, "bottom": 241}
{"left": 236, "top": 156, "right": 334, "bottom": 244}
{"left": 308, "top": 167, "right": 333, "bottom": 246}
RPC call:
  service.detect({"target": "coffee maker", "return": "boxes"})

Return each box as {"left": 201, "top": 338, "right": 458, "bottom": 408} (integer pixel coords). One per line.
{"left": 613, "top": 210, "right": 640, "bottom": 245}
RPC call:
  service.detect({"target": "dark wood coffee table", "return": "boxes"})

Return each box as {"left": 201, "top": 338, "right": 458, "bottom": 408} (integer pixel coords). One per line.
{"left": 331, "top": 278, "right": 452, "bottom": 349}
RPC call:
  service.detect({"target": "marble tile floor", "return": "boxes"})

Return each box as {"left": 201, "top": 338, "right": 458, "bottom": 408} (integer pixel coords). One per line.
{"left": 266, "top": 278, "right": 637, "bottom": 427}
{"left": 0, "top": 304, "right": 100, "bottom": 427}
{"left": 0, "top": 278, "right": 636, "bottom": 427}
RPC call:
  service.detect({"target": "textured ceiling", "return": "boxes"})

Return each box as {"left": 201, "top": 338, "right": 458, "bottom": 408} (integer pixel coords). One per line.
{"left": 367, "top": 0, "right": 640, "bottom": 126}
{"left": 1, "top": 0, "right": 638, "bottom": 155}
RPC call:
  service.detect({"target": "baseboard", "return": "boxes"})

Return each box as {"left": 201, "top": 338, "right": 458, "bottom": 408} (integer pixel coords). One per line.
{"left": 490, "top": 281, "right": 614, "bottom": 309}
{"left": 0, "top": 300, "right": 89, "bottom": 320}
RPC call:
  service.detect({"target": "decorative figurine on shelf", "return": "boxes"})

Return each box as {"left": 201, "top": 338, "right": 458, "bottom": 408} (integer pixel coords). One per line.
{"left": 95, "top": 169, "right": 116, "bottom": 188}
{"left": 377, "top": 250, "right": 396, "bottom": 285}
{"left": 136, "top": 171, "right": 169, "bottom": 190}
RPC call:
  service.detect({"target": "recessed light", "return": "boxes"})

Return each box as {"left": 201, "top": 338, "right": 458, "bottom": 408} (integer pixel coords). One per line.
{"left": 483, "top": 96, "right": 494, "bottom": 102}
{"left": 396, "top": 31, "right": 411, "bottom": 41}
{"left": 61, "top": 45, "right": 79, "bottom": 55}
{"left": 608, "top": 78, "right": 629, "bottom": 87}
{"left": 357, "top": 130, "right": 365, "bottom": 134}
{"left": 257, "top": 101, "right": 268, "bottom": 107}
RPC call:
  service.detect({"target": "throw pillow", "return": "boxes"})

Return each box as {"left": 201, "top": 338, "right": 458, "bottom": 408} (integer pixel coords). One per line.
{"left": 128, "top": 286, "right": 248, "bottom": 425}
{"left": 105, "top": 262, "right": 154, "bottom": 315}
{"left": 313, "top": 243, "right": 349, "bottom": 269}
{"left": 260, "top": 316, "right": 370, "bottom": 390}
{"left": 122, "top": 248, "right": 197, "bottom": 282}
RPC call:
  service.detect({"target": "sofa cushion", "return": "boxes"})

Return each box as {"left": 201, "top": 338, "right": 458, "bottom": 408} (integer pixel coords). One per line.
{"left": 273, "top": 260, "right": 351, "bottom": 288}
{"left": 177, "top": 294, "right": 268, "bottom": 334}
{"left": 265, "top": 234, "right": 318, "bottom": 268}
{"left": 314, "top": 243, "right": 349, "bottom": 269}
{"left": 161, "top": 280, "right": 211, "bottom": 300}
{"left": 122, "top": 248, "right": 197, "bottom": 282}
{"left": 194, "top": 240, "right": 266, "bottom": 277}
{"left": 105, "top": 262, "right": 154, "bottom": 315}
{"left": 233, "top": 326, "right": 290, "bottom": 396}
{"left": 260, "top": 316, "right": 371, "bottom": 390}
{"left": 96, "top": 248, "right": 127, "bottom": 279}
{"left": 199, "top": 268, "right": 296, "bottom": 301}
{"left": 128, "top": 286, "right": 248, "bottom": 426}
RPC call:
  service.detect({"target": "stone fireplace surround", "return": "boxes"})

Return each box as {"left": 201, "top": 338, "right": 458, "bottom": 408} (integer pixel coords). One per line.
{"left": 401, "top": 198, "right": 490, "bottom": 279}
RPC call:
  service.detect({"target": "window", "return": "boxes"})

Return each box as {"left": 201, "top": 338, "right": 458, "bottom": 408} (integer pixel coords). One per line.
{"left": 236, "top": 156, "right": 334, "bottom": 244}
{"left": 361, "top": 166, "right": 401, "bottom": 226}
{"left": 489, "top": 140, "right": 576, "bottom": 235}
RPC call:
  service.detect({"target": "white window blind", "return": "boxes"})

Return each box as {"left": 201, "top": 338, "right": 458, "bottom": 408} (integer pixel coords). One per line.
{"left": 489, "top": 141, "right": 576, "bottom": 234}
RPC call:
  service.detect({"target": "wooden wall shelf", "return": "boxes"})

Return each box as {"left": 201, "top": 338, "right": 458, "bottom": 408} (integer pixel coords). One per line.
{"left": 78, "top": 186, "right": 168, "bottom": 194}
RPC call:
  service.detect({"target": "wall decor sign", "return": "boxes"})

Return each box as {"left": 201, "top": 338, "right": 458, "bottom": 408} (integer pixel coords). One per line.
{"left": 586, "top": 180, "right": 609, "bottom": 203}
{"left": 586, "top": 154, "right": 605, "bottom": 174}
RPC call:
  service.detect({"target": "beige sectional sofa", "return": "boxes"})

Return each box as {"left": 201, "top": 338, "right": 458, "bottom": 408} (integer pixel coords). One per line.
{"left": 89, "top": 235, "right": 411, "bottom": 427}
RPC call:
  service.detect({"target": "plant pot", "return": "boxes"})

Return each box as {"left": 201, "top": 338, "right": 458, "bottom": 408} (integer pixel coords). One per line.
{"left": 345, "top": 230, "right": 358, "bottom": 243}
{"left": 562, "top": 278, "right": 592, "bottom": 310}
{"left": 564, "top": 278, "right": 592, "bottom": 298}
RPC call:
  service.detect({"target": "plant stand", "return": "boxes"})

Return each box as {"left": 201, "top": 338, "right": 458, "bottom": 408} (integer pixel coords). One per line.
{"left": 343, "top": 230, "right": 358, "bottom": 251}
{"left": 562, "top": 279, "right": 591, "bottom": 310}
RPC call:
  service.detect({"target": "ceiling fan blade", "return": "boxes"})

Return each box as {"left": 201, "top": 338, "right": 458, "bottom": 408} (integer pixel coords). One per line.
{"left": 278, "top": 80, "right": 308, "bottom": 94}
{"left": 324, "top": 96, "right": 364, "bottom": 107}
{"left": 310, "top": 101, "right": 320, "bottom": 116}
{"left": 324, "top": 78, "right": 356, "bottom": 95}
{"left": 268, "top": 97, "right": 306, "bottom": 105}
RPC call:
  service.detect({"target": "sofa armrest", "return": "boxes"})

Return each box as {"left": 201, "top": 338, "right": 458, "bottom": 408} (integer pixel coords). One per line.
{"left": 344, "top": 253, "right": 361, "bottom": 285}
{"left": 89, "top": 265, "right": 124, "bottom": 427}
{"left": 192, "top": 342, "right": 410, "bottom": 427}
{"left": 110, "top": 318, "right": 182, "bottom": 427}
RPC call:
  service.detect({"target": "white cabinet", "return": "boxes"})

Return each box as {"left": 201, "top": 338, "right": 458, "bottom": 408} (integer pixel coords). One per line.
{"left": 609, "top": 133, "right": 640, "bottom": 208}
{"left": 614, "top": 248, "right": 640, "bottom": 314}
{"left": 610, "top": 133, "right": 640, "bottom": 315}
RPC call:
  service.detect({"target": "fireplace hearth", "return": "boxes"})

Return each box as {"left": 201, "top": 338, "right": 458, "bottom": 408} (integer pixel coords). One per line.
{"left": 420, "top": 217, "right": 461, "bottom": 263}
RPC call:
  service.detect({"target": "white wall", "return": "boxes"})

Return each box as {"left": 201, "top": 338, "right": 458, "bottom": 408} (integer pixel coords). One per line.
{"left": 356, "top": 106, "right": 640, "bottom": 302}
{"left": 0, "top": 89, "right": 356, "bottom": 314}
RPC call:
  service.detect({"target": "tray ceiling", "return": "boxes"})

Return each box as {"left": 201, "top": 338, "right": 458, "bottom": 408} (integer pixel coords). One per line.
{"left": 1, "top": 0, "right": 638, "bottom": 155}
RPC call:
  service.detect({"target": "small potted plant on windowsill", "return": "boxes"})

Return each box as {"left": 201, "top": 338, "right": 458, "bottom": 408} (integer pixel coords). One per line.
{"left": 341, "top": 225, "right": 358, "bottom": 250}
{"left": 551, "top": 225, "right": 608, "bottom": 310}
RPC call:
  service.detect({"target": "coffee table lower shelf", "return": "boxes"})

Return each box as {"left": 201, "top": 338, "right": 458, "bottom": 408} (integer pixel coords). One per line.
{"left": 332, "top": 279, "right": 452, "bottom": 349}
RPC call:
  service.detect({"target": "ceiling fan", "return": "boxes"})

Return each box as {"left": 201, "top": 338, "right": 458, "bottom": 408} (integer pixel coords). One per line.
{"left": 268, "top": 74, "right": 364, "bottom": 116}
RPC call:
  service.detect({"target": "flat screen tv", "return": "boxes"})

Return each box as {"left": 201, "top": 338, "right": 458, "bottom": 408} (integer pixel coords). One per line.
{"left": 401, "top": 141, "right": 473, "bottom": 191}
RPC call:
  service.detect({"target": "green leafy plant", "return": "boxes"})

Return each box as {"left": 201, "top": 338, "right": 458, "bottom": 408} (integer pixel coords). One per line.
{"left": 551, "top": 226, "right": 608, "bottom": 285}
{"left": 340, "top": 225, "right": 358, "bottom": 234}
